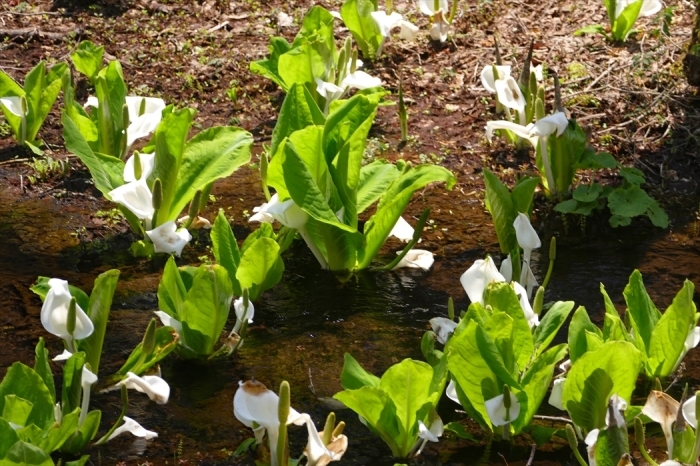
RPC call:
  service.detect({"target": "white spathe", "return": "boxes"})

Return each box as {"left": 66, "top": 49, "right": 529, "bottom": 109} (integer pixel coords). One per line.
{"left": 233, "top": 380, "right": 305, "bottom": 466}
{"left": 341, "top": 71, "right": 382, "bottom": 90}
{"left": 315, "top": 79, "right": 345, "bottom": 103}
{"left": 429, "top": 10, "right": 449, "bottom": 42}
{"left": 513, "top": 212, "right": 541, "bottom": 264}
{"left": 399, "top": 20, "right": 420, "bottom": 41}
{"left": 154, "top": 310, "right": 182, "bottom": 334}
{"left": 393, "top": 249, "right": 434, "bottom": 271}
{"left": 429, "top": 317, "right": 457, "bottom": 345}
{"left": 606, "top": 394, "right": 628, "bottom": 427}
{"left": 513, "top": 281, "right": 539, "bottom": 328}
{"left": 485, "top": 392, "right": 520, "bottom": 426}
{"left": 390, "top": 216, "right": 415, "bottom": 243}
{"left": 480, "top": 65, "right": 512, "bottom": 93}
{"left": 642, "top": 390, "right": 679, "bottom": 457}
{"left": 548, "top": 378, "right": 565, "bottom": 410}
{"left": 52, "top": 349, "right": 74, "bottom": 361}
{"left": 123, "top": 152, "right": 156, "bottom": 183}
{"left": 499, "top": 255, "right": 513, "bottom": 283}
{"left": 615, "top": 0, "right": 663, "bottom": 18}
{"left": 299, "top": 412, "right": 348, "bottom": 466}
{"left": 231, "top": 297, "right": 255, "bottom": 335}
{"left": 519, "top": 262, "right": 539, "bottom": 301}
{"left": 460, "top": 256, "right": 505, "bottom": 305}
{"left": 494, "top": 76, "right": 526, "bottom": 114}
{"left": 531, "top": 112, "right": 569, "bottom": 138}
{"left": 446, "top": 380, "right": 460, "bottom": 405}
{"left": 0, "top": 96, "right": 25, "bottom": 117}
{"left": 40, "top": 278, "right": 95, "bottom": 343}
{"left": 682, "top": 395, "right": 699, "bottom": 429}
{"left": 673, "top": 326, "right": 700, "bottom": 371}
{"left": 120, "top": 372, "right": 170, "bottom": 404}
{"left": 415, "top": 416, "right": 443, "bottom": 455}
{"left": 79, "top": 366, "right": 98, "bottom": 426}
{"left": 418, "top": 0, "right": 449, "bottom": 15}
{"left": 585, "top": 429, "right": 599, "bottom": 466}
{"left": 108, "top": 179, "right": 155, "bottom": 220}
{"left": 107, "top": 416, "right": 158, "bottom": 441}
{"left": 370, "top": 10, "right": 403, "bottom": 37}
{"left": 85, "top": 96, "right": 166, "bottom": 149}
{"left": 249, "top": 193, "right": 309, "bottom": 230}
{"left": 146, "top": 221, "right": 192, "bottom": 256}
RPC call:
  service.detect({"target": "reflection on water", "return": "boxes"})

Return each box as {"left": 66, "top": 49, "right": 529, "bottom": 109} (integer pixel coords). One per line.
{"left": 2, "top": 175, "right": 700, "bottom": 465}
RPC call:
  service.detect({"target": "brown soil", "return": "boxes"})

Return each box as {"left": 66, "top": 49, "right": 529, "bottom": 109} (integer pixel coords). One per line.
{"left": 1, "top": 0, "right": 700, "bottom": 465}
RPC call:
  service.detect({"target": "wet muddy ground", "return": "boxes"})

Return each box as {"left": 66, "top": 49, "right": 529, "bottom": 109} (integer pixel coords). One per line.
{"left": 2, "top": 0, "right": 700, "bottom": 464}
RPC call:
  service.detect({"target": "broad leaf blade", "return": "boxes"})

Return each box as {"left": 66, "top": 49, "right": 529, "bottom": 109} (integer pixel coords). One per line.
{"left": 79, "top": 269, "right": 120, "bottom": 376}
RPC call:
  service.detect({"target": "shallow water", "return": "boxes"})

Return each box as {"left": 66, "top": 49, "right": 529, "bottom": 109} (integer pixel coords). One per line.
{"left": 1, "top": 167, "right": 700, "bottom": 465}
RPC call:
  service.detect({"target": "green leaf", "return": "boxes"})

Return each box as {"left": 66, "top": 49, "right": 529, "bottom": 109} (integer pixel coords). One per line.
{"left": 475, "top": 321, "right": 521, "bottom": 389}
{"left": 79, "top": 269, "right": 120, "bottom": 376}
{"left": 0, "top": 419, "right": 20, "bottom": 459}
{"left": 594, "top": 426, "right": 629, "bottom": 466}
{"left": 609, "top": 214, "right": 632, "bottom": 227}
{"left": 157, "top": 256, "right": 188, "bottom": 319}
{"left": 483, "top": 169, "right": 517, "bottom": 255}
{"left": 39, "top": 409, "right": 80, "bottom": 453}
{"left": 0, "top": 441, "right": 53, "bottom": 466}
{"left": 293, "top": 6, "right": 337, "bottom": 62}
{"left": 533, "top": 301, "right": 575, "bottom": 356}
{"left": 60, "top": 409, "right": 101, "bottom": 454}
{"left": 577, "top": 150, "right": 618, "bottom": 170}
{"left": 447, "top": 320, "right": 498, "bottom": 429}
{"left": 333, "top": 387, "right": 401, "bottom": 457}
{"left": 0, "top": 70, "right": 24, "bottom": 139}
{"left": 548, "top": 120, "right": 587, "bottom": 194}
{"left": 70, "top": 40, "right": 104, "bottom": 85}
{"left": 152, "top": 108, "right": 194, "bottom": 225}
{"left": 357, "top": 160, "right": 400, "bottom": 214}
{"left": 2, "top": 395, "right": 33, "bottom": 429}
{"left": 340, "top": 353, "right": 380, "bottom": 390}
{"left": 511, "top": 177, "right": 539, "bottom": 216}
{"left": 483, "top": 282, "right": 534, "bottom": 370}
{"left": 180, "top": 265, "right": 233, "bottom": 357}
{"left": 0, "top": 363, "right": 54, "bottom": 430}
{"left": 568, "top": 306, "right": 601, "bottom": 362}
{"left": 444, "top": 422, "right": 478, "bottom": 441}
{"left": 323, "top": 94, "right": 381, "bottom": 229}
{"left": 647, "top": 279, "right": 696, "bottom": 378}
{"left": 608, "top": 186, "right": 652, "bottom": 218}
{"left": 270, "top": 83, "right": 325, "bottom": 156}
{"left": 574, "top": 24, "right": 606, "bottom": 36}
{"left": 340, "top": 0, "right": 381, "bottom": 59}
{"left": 24, "top": 62, "right": 66, "bottom": 144}
{"left": 379, "top": 359, "right": 435, "bottom": 455}
{"left": 278, "top": 44, "right": 325, "bottom": 91}
{"left": 561, "top": 341, "right": 641, "bottom": 431}
{"left": 61, "top": 353, "right": 85, "bottom": 418}
{"left": 623, "top": 270, "right": 660, "bottom": 355}
{"left": 618, "top": 166, "right": 645, "bottom": 186}
{"left": 33, "top": 339, "right": 55, "bottom": 405}
{"left": 62, "top": 112, "right": 125, "bottom": 195}
{"left": 515, "top": 343, "right": 568, "bottom": 433}
{"left": 211, "top": 209, "right": 242, "bottom": 296}
{"left": 235, "top": 237, "right": 284, "bottom": 302}
{"left": 573, "top": 183, "right": 603, "bottom": 202}
{"left": 170, "top": 126, "right": 252, "bottom": 220}
{"left": 646, "top": 200, "right": 669, "bottom": 229}
{"left": 359, "top": 164, "right": 455, "bottom": 269}
{"left": 114, "top": 326, "right": 178, "bottom": 377}
{"left": 613, "top": 0, "right": 643, "bottom": 40}
{"left": 249, "top": 36, "right": 293, "bottom": 91}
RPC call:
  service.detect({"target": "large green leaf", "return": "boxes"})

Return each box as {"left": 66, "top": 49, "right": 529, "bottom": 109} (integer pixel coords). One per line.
{"left": 270, "top": 83, "right": 325, "bottom": 156}
{"left": 0, "top": 364, "right": 53, "bottom": 430}
{"left": 2, "top": 395, "right": 33, "bottom": 429}
{"left": 622, "top": 270, "right": 661, "bottom": 355}
{"left": 515, "top": 344, "right": 568, "bottom": 433}
{"left": 0, "top": 441, "right": 53, "bottom": 466}
{"left": 152, "top": 108, "right": 194, "bottom": 225}
{"left": 511, "top": 176, "right": 540, "bottom": 216}
{"left": 292, "top": 5, "right": 337, "bottom": 64}
{"left": 33, "top": 339, "right": 55, "bottom": 405}
{"left": 236, "top": 237, "right": 284, "bottom": 302}
{"left": 61, "top": 353, "right": 85, "bottom": 418}
{"left": 333, "top": 387, "right": 401, "bottom": 457}
{"left": 157, "top": 256, "right": 188, "bottom": 319}
{"left": 0, "top": 418, "right": 20, "bottom": 459}
{"left": 278, "top": 44, "right": 325, "bottom": 91}
{"left": 447, "top": 320, "right": 498, "bottom": 429}
{"left": 180, "top": 265, "right": 233, "bottom": 357}
{"left": 568, "top": 306, "right": 601, "bottom": 362}
{"left": 0, "top": 70, "right": 24, "bottom": 138}
{"left": 340, "top": 0, "right": 381, "bottom": 59}
{"left": 357, "top": 160, "right": 400, "bottom": 214}
{"left": 483, "top": 282, "right": 534, "bottom": 370}
{"left": 595, "top": 426, "right": 629, "bottom": 466}
{"left": 476, "top": 320, "right": 521, "bottom": 389}
{"left": 359, "top": 164, "right": 455, "bottom": 269}
{"left": 340, "top": 353, "right": 380, "bottom": 390}
{"left": 70, "top": 40, "right": 104, "bottom": 85}
{"left": 613, "top": 0, "right": 643, "bottom": 40}
{"left": 249, "top": 36, "right": 293, "bottom": 91}
{"left": 62, "top": 112, "right": 125, "bottom": 195}
{"left": 548, "top": 120, "right": 587, "bottom": 195}
{"left": 79, "top": 269, "right": 120, "bottom": 376}
{"left": 323, "top": 94, "right": 380, "bottom": 228}
{"left": 483, "top": 169, "right": 517, "bottom": 255}
{"left": 211, "top": 209, "right": 242, "bottom": 296}
{"left": 59, "top": 409, "right": 101, "bottom": 454}
{"left": 533, "top": 301, "right": 575, "bottom": 356}
{"left": 39, "top": 409, "right": 80, "bottom": 453}
{"left": 379, "top": 359, "right": 435, "bottom": 455}
{"left": 647, "top": 279, "right": 697, "bottom": 378}
{"left": 170, "top": 126, "right": 252, "bottom": 220}
{"left": 562, "top": 341, "right": 640, "bottom": 431}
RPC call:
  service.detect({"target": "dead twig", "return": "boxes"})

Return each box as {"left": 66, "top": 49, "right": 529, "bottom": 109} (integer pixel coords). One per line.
{"left": 0, "top": 11, "right": 63, "bottom": 16}
{"left": 525, "top": 444, "right": 537, "bottom": 466}
{"left": 0, "top": 27, "right": 83, "bottom": 42}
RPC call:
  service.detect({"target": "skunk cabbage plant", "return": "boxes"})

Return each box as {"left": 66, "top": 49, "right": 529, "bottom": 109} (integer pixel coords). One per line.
{"left": 576, "top": 0, "right": 663, "bottom": 42}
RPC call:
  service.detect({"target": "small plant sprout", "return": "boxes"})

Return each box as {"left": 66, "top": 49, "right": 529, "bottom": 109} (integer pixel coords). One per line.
{"left": 575, "top": 0, "right": 663, "bottom": 42}
{"left": 398, "top": 71, "right": 409, "bottom": 144}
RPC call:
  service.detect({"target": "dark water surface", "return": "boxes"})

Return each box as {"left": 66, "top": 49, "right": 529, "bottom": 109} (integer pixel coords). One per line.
{"left": 1, "top": 168, "right": 700, "bottom": 466}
